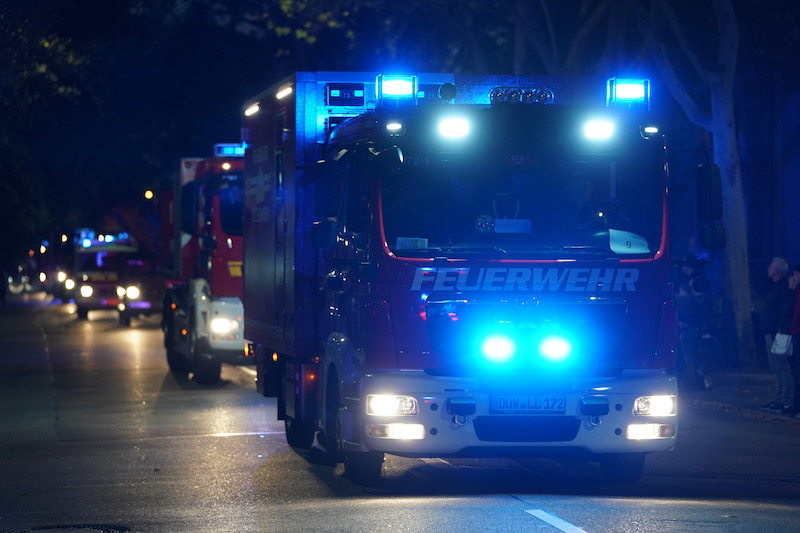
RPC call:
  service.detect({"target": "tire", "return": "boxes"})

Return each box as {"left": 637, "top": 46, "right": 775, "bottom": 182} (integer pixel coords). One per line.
{"left": 119, "top": 312, "right": 131, "bottom": 326}
{"left": 193, "top": 354, "right": 221, "bottom": 385}
{"left": 164, "top": 323, "right": 191, "bottom": 375}
{"left": 77, "top": 307, "right": 89, "bottom": 320}
{"left": 318, "top": 372, "right": 343, "bottom": 463}
{"left": 285, "top": 417, "right": 316, "bottom": 449}
{"left": 166, "top": 346, "right": 191, "bottom": 375}
{"left": 187, "top": 331, "right": 221, "bottom": 385}
{"left": 598, "top": 453, "right": 646, "bottom": 483}
{"left": 344, "top": 450, "right": 384, "bottom": 486}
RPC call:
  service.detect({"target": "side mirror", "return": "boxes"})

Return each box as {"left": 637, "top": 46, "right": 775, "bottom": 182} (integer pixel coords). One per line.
{"left": 311, "top": 220, "right": 337, "bottom": 249}
{"left": 370, "top": 146, "right": 404, "bottom": 179}
{"left": 696, "top": 164, "right": 725, "bottom": 250}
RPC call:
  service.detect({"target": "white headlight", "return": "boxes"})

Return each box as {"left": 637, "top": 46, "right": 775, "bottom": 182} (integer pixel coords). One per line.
{"left": 125, "top": 286, "right": 141, "bottom": 299}
{"left": 633, "top": 395, "right": 676, "bottom": 416}
{"left": 210, "top": 317, "right": 238, "bottom": 334}
{"left": 438, "top": 117, "right": 470, "bottom": 139}
{"left": 79, "top": 285, "right": 93, "bottom": 298}
{"left": 583, "top": 119, "right": 615, "bottom": 140}
{"left": 64, "top": 279, "right": 75, "bottom": 291}
{"left": 366, "top": 395, "right": 418, "bottom": 416}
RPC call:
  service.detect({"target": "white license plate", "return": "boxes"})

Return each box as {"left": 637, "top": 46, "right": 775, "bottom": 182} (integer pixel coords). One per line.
{"left": 490, "top": 396, "right": 566, "bottom": 414}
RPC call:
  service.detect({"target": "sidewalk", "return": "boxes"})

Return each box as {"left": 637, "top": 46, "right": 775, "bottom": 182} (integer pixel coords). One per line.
{"left": 683, "top": 372, "right": 800, "bottom": 428}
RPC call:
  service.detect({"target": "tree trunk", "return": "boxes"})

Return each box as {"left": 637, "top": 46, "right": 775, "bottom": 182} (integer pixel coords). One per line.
{"left": 710, "top": 83, "right": 757, "bottom": 369}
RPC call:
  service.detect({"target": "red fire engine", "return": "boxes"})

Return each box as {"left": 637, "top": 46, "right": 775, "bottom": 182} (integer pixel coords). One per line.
{"left": 242, "top": 72, "right": 722, "bottom": 483}
{"left": 161, "top": 144, "right": 250, "bottom": 384}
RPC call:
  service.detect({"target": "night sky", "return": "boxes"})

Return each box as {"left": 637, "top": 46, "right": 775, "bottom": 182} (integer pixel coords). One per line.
{"left": 2, "top": 0, "right": 800, "bottom": 272}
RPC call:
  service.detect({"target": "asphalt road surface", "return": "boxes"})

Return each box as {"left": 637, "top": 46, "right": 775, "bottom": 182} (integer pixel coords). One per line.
{"left": 1, "top": 294, "right": 799, "bottom": 532}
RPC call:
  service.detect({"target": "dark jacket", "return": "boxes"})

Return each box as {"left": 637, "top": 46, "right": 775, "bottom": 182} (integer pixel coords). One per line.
{"left": 761, "top": 277, "right": 795, "bottom": 335}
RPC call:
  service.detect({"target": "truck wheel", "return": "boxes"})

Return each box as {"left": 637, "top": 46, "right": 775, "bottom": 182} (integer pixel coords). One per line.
{"left": 166, "top": 347, "right": 191, "bottom": 375}
{"left": 193, "top": 355, "right": 221, "bottom": 385}
{"left": 598, "top": 453, "right": 646, "bottom": 483}
{"left": 164, "top": 323, "right": 190, "bottom": 375}
{"left": 77, "top": 307, "right": 89, "bottom": 320}
{"left": 319, "top": 372, "right": 343, "bottom": 463}
{"left": 119, "top": 312, "right": 131, "bottom": 327}
{"left": 344, "top": 450, "right": 384, "bottom": 485}
{"left": 285, "top": 417, "right": 316, "bottom": 449}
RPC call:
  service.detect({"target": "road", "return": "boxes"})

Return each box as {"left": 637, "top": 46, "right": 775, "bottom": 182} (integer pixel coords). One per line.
{"left": 1, "top": 294, "right": 799, "bottom": 533}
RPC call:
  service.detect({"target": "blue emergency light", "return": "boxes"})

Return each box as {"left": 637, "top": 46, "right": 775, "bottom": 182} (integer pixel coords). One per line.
{"left": 378, "top": 75, "right": 416, "bottom": 97}
{"left": 214, "top": 143, "right": 245, "bottom": 157}
{"left": 606, "top": 78, "right": 650, "bottom": 108}
{"left": 377, "top": 75, "right": 418, "bottom": 107}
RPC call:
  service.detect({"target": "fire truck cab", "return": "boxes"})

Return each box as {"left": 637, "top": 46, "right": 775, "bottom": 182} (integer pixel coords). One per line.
{"left": 243, "top": 72, "right": 719, "bottom": 483}
{"left": 70, "top": 230, "right": 138, "bottom": 320}
{"left": 161, "top": 144, "right": 250, "bottom": 384}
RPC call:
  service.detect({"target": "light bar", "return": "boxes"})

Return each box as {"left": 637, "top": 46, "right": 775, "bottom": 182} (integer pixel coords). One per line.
{"left": 490, "top": 87, "right": 554, "bottom": 105}
{"left": 214, "top": 143, "right": 245, "bottom": 157}
{"left": 377, "top": 75, "right": 417, "bottom": 98}
{"left": 606, "top": 78, "right": 650, "bottom": 108}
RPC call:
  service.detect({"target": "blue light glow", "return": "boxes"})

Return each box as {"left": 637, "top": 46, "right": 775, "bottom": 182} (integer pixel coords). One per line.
{"left": 379, "top": 76, "right": 416, "bottom": 97}
{"left": 438, "top": 117, "right": 470, "bottom": 139}
{"left": 482, "top": 334, "right": 516, "bottom": 362}
{"left": 606, "top": 78, "right": 650, "bottom": 108}
{"left": 539, "top": 336, "right": 571, "bottom": 361}
{"left": 583, "top": 119, "right": 615, "bottom": 140}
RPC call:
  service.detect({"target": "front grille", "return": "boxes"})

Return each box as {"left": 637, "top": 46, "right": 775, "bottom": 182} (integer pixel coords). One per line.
{"left": 473, "top": 415, "right": 580, "bottom": 442}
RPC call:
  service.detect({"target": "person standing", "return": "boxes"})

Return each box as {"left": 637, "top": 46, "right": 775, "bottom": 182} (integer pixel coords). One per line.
{"left": 789, "top": 264, "right": 800, "bottom": 417}
{"left": 760, "top": 257, "right": 796, "bottom": 414}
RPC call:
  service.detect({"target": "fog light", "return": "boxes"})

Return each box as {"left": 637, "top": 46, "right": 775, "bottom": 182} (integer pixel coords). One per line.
{"left": 626, "top": 423, "right": 675, "bottom": 440}
{"left": 367, "top": 395, "right": 418, "bottom": 416}
{"left": 368, "top": 423, "right": 425, "bottom": 440}
{"left": 633, "top": 395, "right": 676, "bottom": 416}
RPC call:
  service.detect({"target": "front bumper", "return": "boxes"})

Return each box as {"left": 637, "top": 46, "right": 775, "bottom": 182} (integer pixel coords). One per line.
{"left": 348, "top": 369, "right": 677, "bottom": 458}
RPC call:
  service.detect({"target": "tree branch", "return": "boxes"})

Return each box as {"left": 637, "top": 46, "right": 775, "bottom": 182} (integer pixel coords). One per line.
{"left": 636, "top": 5, "right": 711, "bottom": 130}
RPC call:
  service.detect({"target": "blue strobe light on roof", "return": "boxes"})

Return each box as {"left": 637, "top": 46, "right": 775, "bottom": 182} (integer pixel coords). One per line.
{"left": 606, "top": 78, "right": 650, "bottom": 109}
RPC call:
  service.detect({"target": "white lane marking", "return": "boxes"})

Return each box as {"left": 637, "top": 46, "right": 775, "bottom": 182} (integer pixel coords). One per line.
{"left": 526, "top": 509, "right": 588, "bottom": 532}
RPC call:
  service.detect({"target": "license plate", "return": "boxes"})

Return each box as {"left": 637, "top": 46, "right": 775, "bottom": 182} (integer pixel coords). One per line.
{"left": 490, "top": 396, "right": 566, "bottom": 414}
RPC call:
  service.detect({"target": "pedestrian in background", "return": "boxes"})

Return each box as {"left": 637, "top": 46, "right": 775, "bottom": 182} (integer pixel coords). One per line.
{"left": 789, "top": 263, "right": 800, "bottom": 417}
{"left": 760, "top": 257, "right": 796, "bottom": 415}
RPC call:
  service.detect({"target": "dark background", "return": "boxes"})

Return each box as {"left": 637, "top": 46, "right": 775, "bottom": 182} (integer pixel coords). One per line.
{"left": 2, "top": 0, "right": 800, "bottom": 367}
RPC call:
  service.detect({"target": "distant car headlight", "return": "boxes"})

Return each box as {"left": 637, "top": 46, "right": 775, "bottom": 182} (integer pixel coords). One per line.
{"left": 125, "top": 286, "right": 141, "bottom": 300}
{"left": 116, "top": 286, "right": 126, "bottom": 298}
{"left": 79, "top": 285, "right": 93, "bottom": 298}
{"left": 64, "top": 279, "right": 75, "bottom": 291}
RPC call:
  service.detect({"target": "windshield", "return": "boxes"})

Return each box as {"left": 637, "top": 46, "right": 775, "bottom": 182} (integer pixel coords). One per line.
{"left": 217, "top": 174, "right": 244, "bottom": 236}
{"left": 75, "top": 250, "right": 134, "bottom": 272}
{"left": 381, "top": 118, "right": 664, "bottom": 259}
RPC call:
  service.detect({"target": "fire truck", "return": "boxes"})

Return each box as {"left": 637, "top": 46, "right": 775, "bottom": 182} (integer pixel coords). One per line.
{"left": 69, "top": 229, "right": 138, "bottom": 320}
{"left": 160, "top": 144, "right": 251, "bottom": 384}
{"left": 242, "top": 72, "right": 723, "bottom": 483}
